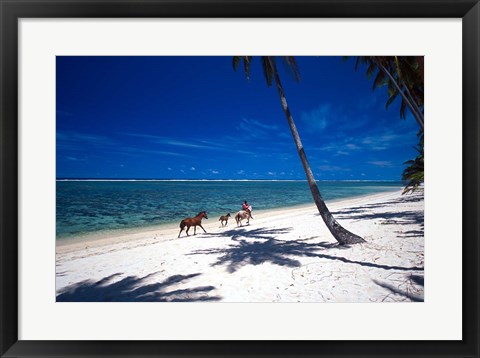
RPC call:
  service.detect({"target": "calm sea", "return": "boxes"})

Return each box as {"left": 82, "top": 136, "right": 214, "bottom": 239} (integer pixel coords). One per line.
{"left": 56, "top": 180, "right": 402, "bottom": 239}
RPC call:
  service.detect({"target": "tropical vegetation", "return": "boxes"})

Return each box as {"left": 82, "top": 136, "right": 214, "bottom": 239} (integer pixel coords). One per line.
{"left": 351, "top": 56, "right": 424, "bottom": 194}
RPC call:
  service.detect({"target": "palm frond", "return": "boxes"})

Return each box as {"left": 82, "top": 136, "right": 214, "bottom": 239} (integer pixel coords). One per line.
{"left": 281, "top": 56, "right": 301, "bottom": 83}
{"left": 385, "top": 91, "right": 398, "bottom": 109}
{"left": 354, "top": 56, "right": 367, "bottom": 72}
{"left": 261, "top": 56, "right": 275, "bottom": 87}
{"left": 365, "top": 62, "right": 377, "bottom": 80}
{"left": 372, "top": 70, "right": 387, "bottom": 91}
{"left": 232, "top": 56, "right": 252, "bottom": 81}
{"left": 402, "top": 133, "right": 424, "bottom": 194}
{"left": 243, "top": 56, "right": 252, "bottom": 80}
{"left": 386, "top": 75, "right": 397, "bottom": 97}
{"left": 232, "top": 56, "right": 241, "bottom": 71}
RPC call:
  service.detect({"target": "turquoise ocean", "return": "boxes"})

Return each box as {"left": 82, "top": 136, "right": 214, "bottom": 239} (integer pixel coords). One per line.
{"left": 56, "top": 180, "right": 402, "bottom": 240}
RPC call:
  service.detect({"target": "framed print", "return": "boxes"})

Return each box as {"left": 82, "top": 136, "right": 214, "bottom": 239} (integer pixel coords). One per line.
{"left": 1, "top": 0, "right": 479, "bottom": 357}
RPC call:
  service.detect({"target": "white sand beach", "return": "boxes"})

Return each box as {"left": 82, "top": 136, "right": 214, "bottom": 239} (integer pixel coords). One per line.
{"left": 56, "top": 189, "right": 424, "bottom": 302}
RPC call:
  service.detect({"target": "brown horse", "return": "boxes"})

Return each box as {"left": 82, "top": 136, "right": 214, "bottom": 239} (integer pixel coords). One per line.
{"left": 178, "top": 211, "right": 208, "bottom": 238}
{"left": 235, "top": 210, "right": 251, "bottom": 227}
{"left": 219, "top": 213, "right": 231, "bottom": 227}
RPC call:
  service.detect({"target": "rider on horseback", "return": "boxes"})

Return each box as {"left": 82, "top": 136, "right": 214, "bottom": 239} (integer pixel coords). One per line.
{"left": 242, "top": 200, "right": 253, "bottom": 219}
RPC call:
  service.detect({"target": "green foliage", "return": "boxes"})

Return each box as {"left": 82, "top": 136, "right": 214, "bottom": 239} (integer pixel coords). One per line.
{"left": 280, "top": 57, "right": 301, "bottom": 83}
{"left": 372, "top": 70, "right": 387, "bottom": 91}
{"left": 261, "top": 57, "right": 275, "bottom": 87}
{"left": 232, "top": 56, "right": 300, "bottom": 87}
{"left": 232, "top": 56, "right": 252, "bottom": 80}
{"left": 402, "top": 132, "right": 424, "bottom": 194}
{"left": 350, "top": 56, "right": 424, "bottom": 124}
{"left": 346, "top": 56, "right": 425, "bottom": 193}
{"left": 385, "top": 91, "right": 398, "bottom": 109}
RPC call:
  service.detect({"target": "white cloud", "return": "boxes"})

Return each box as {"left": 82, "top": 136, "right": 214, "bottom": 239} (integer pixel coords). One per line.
{"left": 104, "top": 147, "right": 190, "bottom": 158}
{"left": 123, "top": 133, "right": 227, "bottom": 151}
{"left": 318, "top": 165, "right": 351, "bottom": 172}
{"left": 360, "top": 130, "right": 418, "bottom": 151}
{"left": 235, "top": 118, "right": 283, "bottom": 141}
{"left": 241, "top": 118, "right": 279, "bottom": 131}
{"left": 368, "top": 161, "right": 393, "bottom": 167}
{"left": 300, "top": 104, "right": 330, "bottom": 131}
{"left": 190, "top": 167, "right": 196, "bottom": 171}
{"left": 57, "top": 131, "right": 116, "bottom": 151}
{"left": 311, "top": 128, "right": 417, "bottom": 156}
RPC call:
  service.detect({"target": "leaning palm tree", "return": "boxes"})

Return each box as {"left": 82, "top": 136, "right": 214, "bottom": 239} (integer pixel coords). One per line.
{"left": 233, "top": 56, "right": 365, "bottom": 245}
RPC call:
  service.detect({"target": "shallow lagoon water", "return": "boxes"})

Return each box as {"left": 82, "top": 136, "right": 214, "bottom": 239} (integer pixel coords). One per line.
{"left": 56, "top": 180, "right": 402, "bottom": 239}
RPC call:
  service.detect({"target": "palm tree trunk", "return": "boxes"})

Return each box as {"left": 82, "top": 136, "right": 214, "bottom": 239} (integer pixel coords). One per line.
{"left": 376, "top": 61, "right": 424, "bottom": 130}
{"left": 393, "top": 57, "right": 424, "bottom": 124}
{"left": 402, "top": 83, "right": 424, "bottom": 126}
{"left": 268, "top": 58, "right": 365, "bottom": 245}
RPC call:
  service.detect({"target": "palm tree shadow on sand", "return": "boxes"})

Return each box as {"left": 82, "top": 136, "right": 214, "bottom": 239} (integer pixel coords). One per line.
{"left": 193, "top": 227, "right": 423, "bottom": 274}
{"left": 56, "top": 272, "right": 221, "bottom": 302}
{"left": 331, "top": 192, "right": 424, "bottom": 238}
{"left": 373, "top": 274, "right": 424, "bottom": 302}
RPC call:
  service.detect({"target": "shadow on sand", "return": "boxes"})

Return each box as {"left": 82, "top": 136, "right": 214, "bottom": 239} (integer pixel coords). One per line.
{"left": 373, "top": 273, "right": 424, "bottom": 302}
{"left": 192, "top": 227, "right": 424, "bottom": 273}
{"left": 331, "top": 192, "right": 424, "bottom": 238}
{"left": 56, "top": 272, "right": 221, "bottom": 302}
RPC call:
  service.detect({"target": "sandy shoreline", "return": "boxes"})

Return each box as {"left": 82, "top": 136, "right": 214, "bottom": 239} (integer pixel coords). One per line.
{"left": 56, "top": 189, "right": 401, "bottom": 251}
{"left": 56, "top": 189, "right": 424, "bottom": 302}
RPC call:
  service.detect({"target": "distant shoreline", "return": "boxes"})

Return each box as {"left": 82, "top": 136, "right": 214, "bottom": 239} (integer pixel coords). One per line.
{"left": 56, "top": 188, "right": 402, "bottom": 248}
{"left": 56, "top": 181, "right": 403, "bottom": 241}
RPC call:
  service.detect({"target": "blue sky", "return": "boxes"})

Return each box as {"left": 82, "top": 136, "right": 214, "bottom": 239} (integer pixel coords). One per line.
{"left": 56, "top": 56, "right": 420, "bottom": 180}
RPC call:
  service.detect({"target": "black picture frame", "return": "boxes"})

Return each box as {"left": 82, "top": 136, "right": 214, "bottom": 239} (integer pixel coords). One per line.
{"left": 1, "top": 0, "right": 478, "bottom": 357}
